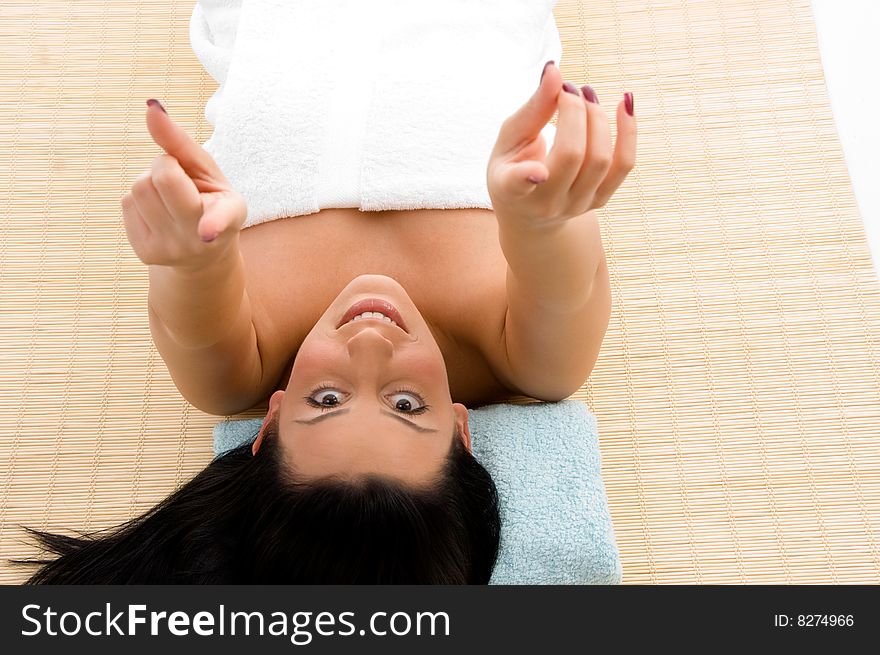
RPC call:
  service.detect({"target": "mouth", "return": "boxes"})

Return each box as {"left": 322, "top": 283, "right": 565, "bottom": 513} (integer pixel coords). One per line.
{"left": 337, "top": 298, "right": 408, "bottom": 334}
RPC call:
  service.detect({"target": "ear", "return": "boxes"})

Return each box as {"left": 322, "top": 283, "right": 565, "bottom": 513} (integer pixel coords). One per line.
{"left": 452, "top": 403, "right": 472, "bottom": 453}
{"left": 252, "top": 390, "right": 285, "bottom": 456}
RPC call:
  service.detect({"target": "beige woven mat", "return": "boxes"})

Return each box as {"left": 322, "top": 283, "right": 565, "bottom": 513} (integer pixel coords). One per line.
{"left": 2, "top": 0, "right": 879, "bottom": 584}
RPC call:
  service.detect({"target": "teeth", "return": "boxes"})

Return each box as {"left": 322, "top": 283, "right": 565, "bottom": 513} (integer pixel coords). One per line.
{"left": 350, "top": 311, "right": 396, "bottom": 325}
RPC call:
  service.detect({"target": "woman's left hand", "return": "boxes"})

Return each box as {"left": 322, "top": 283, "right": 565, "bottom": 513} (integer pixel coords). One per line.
{"left": 487, "top": 62, "right": 637, "bottom": 229}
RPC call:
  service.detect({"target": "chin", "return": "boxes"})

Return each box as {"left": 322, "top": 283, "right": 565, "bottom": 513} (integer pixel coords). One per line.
{"left": 348, "top": 273, "right": 405, "bottom": 289}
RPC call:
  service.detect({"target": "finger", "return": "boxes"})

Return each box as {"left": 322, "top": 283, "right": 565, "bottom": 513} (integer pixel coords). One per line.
{"left": 542, "top": 82, "right": 587, "bottom": 197}
{"left": 150, "top": 154, "right": 203, "bottom": 225}
{"left": 593, "top": 95, "right": 638, "bottom": 208}
{"left": 121, "top": 192, "right": 153, "bottom": 251}
{"left": 131, "top": 171, "right": 175, "bottom": 233}
{"left": 145, "top": 99, "right": 229, "bottom": 191}
{"left": 492, "top": 61, "right": 562, "bottom": 156}
{"left": 568, "top": 89, "right": 613, "bottom": 209}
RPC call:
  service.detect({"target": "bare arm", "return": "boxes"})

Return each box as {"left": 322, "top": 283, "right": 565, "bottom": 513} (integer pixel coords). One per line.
{"left": 147, "top": 245, "right": 269, "bottom": 416}
{"left": 482, "top": 62, "right": 633, "bottom": 400}
{"left": 494, "top": 210, "right": 611, "bottom": 401}
{"left": 126, "top": 100, "right": 284, "bottom": 416}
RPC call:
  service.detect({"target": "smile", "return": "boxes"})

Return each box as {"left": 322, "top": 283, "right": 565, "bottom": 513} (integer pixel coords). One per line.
{"left": 337, "top": 298, "right": 408, "bottom": 333}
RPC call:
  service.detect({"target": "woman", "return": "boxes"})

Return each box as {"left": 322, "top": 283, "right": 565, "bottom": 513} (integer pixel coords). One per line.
{"left": 23, "top": 21, "right": 636, "bottom": 582}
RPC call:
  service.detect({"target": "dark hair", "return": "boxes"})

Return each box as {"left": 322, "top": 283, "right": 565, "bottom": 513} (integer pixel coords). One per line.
{"left": 16, "top": 414, "right": 500, "bottom": 584}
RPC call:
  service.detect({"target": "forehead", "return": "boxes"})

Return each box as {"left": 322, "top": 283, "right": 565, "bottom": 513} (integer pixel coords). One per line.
{"left": 293, "top": 406, "right": 439, "bottom": 432}
{"left": 281, "top": 409, "right": 455, "bottom": 484}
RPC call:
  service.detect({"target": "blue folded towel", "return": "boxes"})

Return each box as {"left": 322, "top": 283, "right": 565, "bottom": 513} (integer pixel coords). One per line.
{"left": 214, "top": 400, "right": 622, "bottom": 584}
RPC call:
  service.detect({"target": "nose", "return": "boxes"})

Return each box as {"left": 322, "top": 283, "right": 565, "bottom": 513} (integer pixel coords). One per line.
{"left": 345, "top": 325, "right": 395, "bottom": 362}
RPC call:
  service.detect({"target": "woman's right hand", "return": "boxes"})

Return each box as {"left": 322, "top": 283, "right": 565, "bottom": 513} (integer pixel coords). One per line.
{"left": 121, "top": 99, "right": 247, "bottom": 272}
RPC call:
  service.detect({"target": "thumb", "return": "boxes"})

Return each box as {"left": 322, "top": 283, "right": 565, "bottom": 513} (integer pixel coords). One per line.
{"left": 493, "top": 61, "right": 561, "bottom": 155}
{"left": 198, "top": 190, "right": 248, "bottom": 242}
{"left": 145, "top": 99, "right": 229, "bottom": 192}
{"left": 493, "top": 160, "right": 550, "bottom": 201}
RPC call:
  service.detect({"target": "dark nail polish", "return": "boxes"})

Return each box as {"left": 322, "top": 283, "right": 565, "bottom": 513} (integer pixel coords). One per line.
{"left": 581, "top": 85, "right": 599, "bottom": 104}
{"left": 562, "top": 82, "right": 579, "bottom": 96}
{"left": 147, "top": 98, "right": 167, "bottom": 114}
{"left": 624, "top": 92, "right": 634, "bottom": 117}
{"left": 540, "top": 60, "right": 554, "bottom": 84}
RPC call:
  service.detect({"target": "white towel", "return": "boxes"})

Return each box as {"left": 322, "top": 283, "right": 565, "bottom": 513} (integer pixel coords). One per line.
{"left": 189, "top": 0, "right": 562, "bottom": 229}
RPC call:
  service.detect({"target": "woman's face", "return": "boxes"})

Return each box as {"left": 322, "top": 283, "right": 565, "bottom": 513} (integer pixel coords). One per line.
{"left": 253, "top": 274, "right": 471, "bottom": 487}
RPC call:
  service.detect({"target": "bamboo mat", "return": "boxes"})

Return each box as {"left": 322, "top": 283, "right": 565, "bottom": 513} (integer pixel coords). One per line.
{"left": 1, "top": 0, "right": 878, "bottom": 584}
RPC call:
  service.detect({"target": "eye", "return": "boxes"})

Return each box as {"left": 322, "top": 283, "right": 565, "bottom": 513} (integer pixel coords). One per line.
{"left": 304, "top": 385, "right": 346, "bottom": 410}
{"left": 388, "top": 388, "right": 430, "bottom": 415}
{"left": 303, "top": 385, "right": 431, "bottom": 415}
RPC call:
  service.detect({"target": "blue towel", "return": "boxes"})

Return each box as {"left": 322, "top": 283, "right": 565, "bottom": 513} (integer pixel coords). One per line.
{"left": 214, "top": 400, "right": 622, "bottom": 584}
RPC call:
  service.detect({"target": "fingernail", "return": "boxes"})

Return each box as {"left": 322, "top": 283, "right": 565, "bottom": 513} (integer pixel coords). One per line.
{"left": 527, "top": 175, "right": 547, "bottom": 185}
{"left": 201, "top": 233, "right": 217, "bottom": 243}
{"left": 540, "top": 60, "right": 554, "bottom": 84}
{"left": 562, "top": 82, "right": 579, "bottom": 96}
{"left": 147, "top": 98, "right": 167, "bottom": 114}
{"left": 581, "top": 85, "right": 599, "bottom": 104}
{"left": 624, "top": 92, "right": 634, "bottom": 117}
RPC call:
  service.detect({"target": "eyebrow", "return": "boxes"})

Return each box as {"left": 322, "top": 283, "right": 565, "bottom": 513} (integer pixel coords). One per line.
{"left": 293, "top": 408, "right": 439, "bottom": 433}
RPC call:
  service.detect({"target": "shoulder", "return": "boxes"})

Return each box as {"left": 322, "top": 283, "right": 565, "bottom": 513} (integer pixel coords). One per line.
{"left": 452, "top": 282, "right": 525, "bottom": 400}
{"left": 245, "top": 290, "right": 303, "bottom": 407}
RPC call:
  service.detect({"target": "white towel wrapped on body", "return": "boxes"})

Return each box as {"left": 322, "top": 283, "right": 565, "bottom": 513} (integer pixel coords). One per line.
{"left": 189, "top": 0, "right": 562, "bottom": 228}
